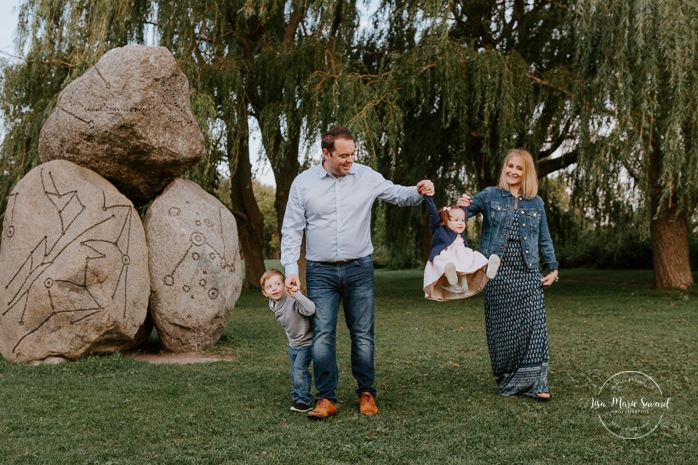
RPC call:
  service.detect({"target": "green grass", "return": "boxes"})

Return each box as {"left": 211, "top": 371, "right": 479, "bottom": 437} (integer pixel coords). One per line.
{"left": 0, "top": 268, "right": 695, "bottom": 464}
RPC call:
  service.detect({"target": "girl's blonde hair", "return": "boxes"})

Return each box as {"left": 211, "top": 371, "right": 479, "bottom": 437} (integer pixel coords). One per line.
{"left": 496, "top": 148, "right": 538, "bottom": 198}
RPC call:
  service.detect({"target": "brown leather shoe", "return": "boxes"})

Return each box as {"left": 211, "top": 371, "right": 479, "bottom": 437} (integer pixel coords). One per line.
{"left": 359, "top": 392, "right": 378, "bottom": 415}
{"left": 307, "top": 399, "right": 337, "bottom": 419}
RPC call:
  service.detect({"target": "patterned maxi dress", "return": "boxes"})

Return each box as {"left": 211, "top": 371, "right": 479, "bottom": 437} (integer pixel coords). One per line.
{"left": 483, "top": 212, "right": 549, "bottom": 396}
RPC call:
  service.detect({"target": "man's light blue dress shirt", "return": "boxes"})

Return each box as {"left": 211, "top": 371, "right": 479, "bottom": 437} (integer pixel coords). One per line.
{"left": 281, "top": 162, "right": 423, "bottom": 276}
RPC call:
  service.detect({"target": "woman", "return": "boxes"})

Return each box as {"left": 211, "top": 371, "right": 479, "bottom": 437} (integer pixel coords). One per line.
{"left": 460, "top": 149, "right": 559, "bottom": 400}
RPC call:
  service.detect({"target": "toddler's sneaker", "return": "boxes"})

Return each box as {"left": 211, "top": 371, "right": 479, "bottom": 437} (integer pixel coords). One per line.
{"left": 457, "top": 276, "right": 469, "bottom": 293}
{"left": 444, "top": 278, "right": 469, "bottom": 294}
{"left": 486, "top": 254, "right": 500, "bottom": 279}
{"left": 444, "top": 262, "right": 458, "bottom": 286}
{"left": 290, "top": 402, "right": 312, "bottom": 412}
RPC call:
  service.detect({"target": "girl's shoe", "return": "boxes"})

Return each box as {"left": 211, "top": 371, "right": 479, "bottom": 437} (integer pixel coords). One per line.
{"left": 444, "top": 262, "right": 458, "bottom": 285}
{"left": 444, "top": 275, "right": 469, "bottom": 294}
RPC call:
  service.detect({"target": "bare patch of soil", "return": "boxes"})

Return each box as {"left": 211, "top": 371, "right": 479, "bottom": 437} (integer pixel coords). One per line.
{"left": 128, "top": 341, "right": 237, "bottom": 365}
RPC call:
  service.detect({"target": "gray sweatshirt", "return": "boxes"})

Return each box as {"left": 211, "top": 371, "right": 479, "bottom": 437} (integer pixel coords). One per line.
{"left": 268, "top": 292, "right": 316, "bottom": 349}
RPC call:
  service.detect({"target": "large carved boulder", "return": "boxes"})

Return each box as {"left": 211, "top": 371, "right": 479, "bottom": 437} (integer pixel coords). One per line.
{"left": 0, "top": 160, "right": 150, "bottom": 363}
{"left": 144, "top": 179, "right": 242, "bottom": 352}
{"left": 38, "top": 45, "right": 205, "bottom": 205}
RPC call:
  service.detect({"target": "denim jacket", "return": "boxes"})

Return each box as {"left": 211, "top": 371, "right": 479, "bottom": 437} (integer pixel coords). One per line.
{"left": 466, "top": 187, "right": 559, "bottom": 271}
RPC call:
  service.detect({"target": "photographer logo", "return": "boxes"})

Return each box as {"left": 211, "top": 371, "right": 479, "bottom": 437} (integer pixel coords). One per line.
{"left": 591, "top": 371, "right": 670, "bottom": 439}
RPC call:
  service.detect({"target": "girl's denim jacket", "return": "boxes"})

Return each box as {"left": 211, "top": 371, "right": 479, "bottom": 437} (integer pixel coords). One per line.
{"left": 466, "top": 187, "right": 559, "bottom": 271}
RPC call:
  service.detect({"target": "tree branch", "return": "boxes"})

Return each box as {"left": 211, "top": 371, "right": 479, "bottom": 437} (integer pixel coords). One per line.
{"left": 539, "top": 119, "right": 573, "bottom": 159}
{"left": 527, "top": 73, "right": 571, "bottom": 97}
{"left": 538, "top": 149, "right": 577, "bottom": 177}
{"left": 14, "top": 56, "right": 75, "bottom": 69}
{"left": 330, "top": 1, "right": 343, "bottom": 40}
{"left": 284, "top": 1, "right": 304, "bottom": 48}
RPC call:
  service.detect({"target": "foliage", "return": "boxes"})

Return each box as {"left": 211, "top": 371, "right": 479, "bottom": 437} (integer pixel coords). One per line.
{"left": 352, "top": 0, "right": 580, "bottom": 266}
{"left": 0, "top": 0, "right": 695, "bottom": 282}
{"left": 571, "top": 0, "right": 698, "bottom": 225}
{"left": 540, "top": 177, "right": 646, "bottom": 268}
{"left": 569, "top": 0, "right": 697, "bottom": 287}
{"left": 0, "top": 267, "right": 696, "bottom": 463}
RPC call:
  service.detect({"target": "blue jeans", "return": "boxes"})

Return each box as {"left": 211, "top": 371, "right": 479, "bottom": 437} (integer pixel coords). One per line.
{"left": 306, "top": 255, "right": 376, "bottom": 403}
{"left": 289, "top": 345, "right": 313, "bottom": 405}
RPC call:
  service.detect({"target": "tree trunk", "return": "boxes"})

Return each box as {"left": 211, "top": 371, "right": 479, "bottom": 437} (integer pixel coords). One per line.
{"left": 649, "top": 145, "right": 694, "bottom": 290}
{"left": 272, "top": 133, "right": 300, "bottom": 230}
{"left": 470, "top": 137, "right": 496, "bottom": 191}
{"left": 650, "top": 207, "right": 693, "bottom": 289}
{"left": 269, "top": 125, "right": 306, "bottom": 290}
{"left": 229, "top": 124, "right": 266, "bottom": 289}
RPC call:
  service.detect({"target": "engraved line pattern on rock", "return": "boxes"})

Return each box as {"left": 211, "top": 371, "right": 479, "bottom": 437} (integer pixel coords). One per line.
{"left": 58, "top": 105, "right": 95, "bottom": 129}
{"left": 93, "top": 65, "right": 111, "bottom": 89}
{"left": 80, "top": 192, "right": 137, "bottom": 317}
{"left": 161, "top": 210, "right": 236, "bottom": 301}
{"left": 43, "top": 169, "right": 86, "bottom": 239}
{"left": 2, "top": 192, "right": 18, "bottom": 246}
{"left": 60, "top": 72, "right": 195, "bottom": 126}
{"left": 4, "top": 211, "right": 116, "bottom": 323}
{"left": 2, "top": 170, "right": 138, "bottom": 353}
{"left": 12, "top": 282, "right": 104, "bottom": 353}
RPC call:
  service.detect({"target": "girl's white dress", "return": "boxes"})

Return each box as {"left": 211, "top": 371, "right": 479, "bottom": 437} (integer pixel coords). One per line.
{"left": 424, "top": 236, "right": 488, "bottom": 301}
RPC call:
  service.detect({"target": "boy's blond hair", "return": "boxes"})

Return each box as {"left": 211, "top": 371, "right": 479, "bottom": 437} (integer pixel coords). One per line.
{"left": 260, "top": 269, "right": 285, "bottom": 289}
{"left": 259, "top": 268, "right": 286, "bottom": 292}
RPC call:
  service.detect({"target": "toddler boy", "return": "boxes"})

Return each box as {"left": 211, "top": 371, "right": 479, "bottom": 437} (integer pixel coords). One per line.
{"left": 260, "top": 269, "right": 316, "bottom": 412}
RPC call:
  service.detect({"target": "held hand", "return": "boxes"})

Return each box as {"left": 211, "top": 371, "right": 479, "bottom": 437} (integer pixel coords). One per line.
{"left": 285, "top": 275, "right": 300, "bottom": 295}
{"left": 541, "top": 271, "right": 558, "bottom": 288}
{"left": 457, "top": 193, "right": 472, "bottom": 207}
{"left": 417, "top": 179, "right": 435, "bottom": 197}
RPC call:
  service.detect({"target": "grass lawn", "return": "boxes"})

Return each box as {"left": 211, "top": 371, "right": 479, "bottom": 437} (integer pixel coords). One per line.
{"left": 0, "top": 268, "right": 695, "bottom": 464}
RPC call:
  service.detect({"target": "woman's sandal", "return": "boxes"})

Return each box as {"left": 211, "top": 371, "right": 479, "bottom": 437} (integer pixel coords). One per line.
{"left": 535, "top": 392, "right": 551, "bottom": 401}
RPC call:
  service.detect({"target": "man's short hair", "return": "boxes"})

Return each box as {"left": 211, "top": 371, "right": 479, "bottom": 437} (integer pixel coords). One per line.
{"left": 321, "top": 126, "right": 354, "bottom": 153}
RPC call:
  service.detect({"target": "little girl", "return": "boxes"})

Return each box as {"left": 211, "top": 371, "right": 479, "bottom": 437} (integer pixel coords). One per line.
{"left": 423, "top": 195, "right": 500, "bottom": 301}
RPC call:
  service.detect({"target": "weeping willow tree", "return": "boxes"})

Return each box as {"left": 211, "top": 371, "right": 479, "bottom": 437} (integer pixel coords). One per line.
{"left": 3, "top": 1, "right": 693, "bottom": 287}
{"left": 150, "top": 0, "right": 361, "bottom": 288}
{"left": 0, "top": 0, "right": 581, "bottom": 277}
{"left": 0, "top": 0, "right": 394, "bottom": 288}
{"left": 338, "top": 0, "right": 579, "bottom": 265}
{"left": 572, "top": 0, "right": 697, "bottom": 289}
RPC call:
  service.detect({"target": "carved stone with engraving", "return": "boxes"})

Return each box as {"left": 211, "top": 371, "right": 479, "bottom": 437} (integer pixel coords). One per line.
{"left": 38, "top": 45, "right": 205, "bottom": 205}
{"left": 0, "top": 160, "right": 150, "bottom": 363}
{"left": 144, "top": 179, "right": 242, "bottom": 352}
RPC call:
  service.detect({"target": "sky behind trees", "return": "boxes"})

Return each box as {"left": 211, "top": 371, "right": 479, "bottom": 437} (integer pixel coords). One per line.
{"left": 0, "top": 1, "right": 19, "bottom": 148}
{"left": 0, "top": 2, "right": 18, "bottom": 59}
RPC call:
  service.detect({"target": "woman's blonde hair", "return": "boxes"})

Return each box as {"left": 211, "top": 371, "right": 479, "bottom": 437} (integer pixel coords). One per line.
{"left": 496, "top": 148, "right": 538, "bottom": 198}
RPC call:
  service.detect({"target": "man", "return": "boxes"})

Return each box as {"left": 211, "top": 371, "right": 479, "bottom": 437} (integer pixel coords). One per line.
{"left": 281, "top": 126, "right": 434, "bottom": 419}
